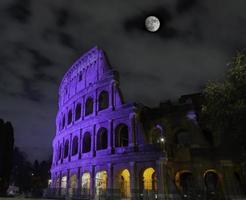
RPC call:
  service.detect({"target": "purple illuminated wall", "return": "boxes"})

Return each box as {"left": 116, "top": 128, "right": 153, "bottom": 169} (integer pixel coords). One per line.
{"left": 50, "top": 46, "right": 164, "bottom": 198}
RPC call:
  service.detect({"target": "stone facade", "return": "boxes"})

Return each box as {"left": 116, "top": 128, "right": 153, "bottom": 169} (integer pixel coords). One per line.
{"left": 50, "top": 47, "right": 246, "bottom": 199}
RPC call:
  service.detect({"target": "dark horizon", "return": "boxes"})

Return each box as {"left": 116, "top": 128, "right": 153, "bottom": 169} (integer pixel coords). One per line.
{"left": 0, "top": 0, "right": 246, "bottom": 161}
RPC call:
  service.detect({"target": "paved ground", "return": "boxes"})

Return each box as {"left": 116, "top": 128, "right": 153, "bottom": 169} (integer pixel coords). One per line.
{"left": 0, "top": 198, "right": 55, "bottom": 200}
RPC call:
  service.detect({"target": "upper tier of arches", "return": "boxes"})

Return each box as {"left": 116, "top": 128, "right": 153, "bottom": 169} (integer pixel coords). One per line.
{"left": 58, "top": 47, "right": 113, "bottom": 107}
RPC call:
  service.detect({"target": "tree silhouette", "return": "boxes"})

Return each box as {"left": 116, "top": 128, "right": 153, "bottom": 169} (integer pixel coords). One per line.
{"left": 0, "top": 119, "right": 14, "bottom": 196}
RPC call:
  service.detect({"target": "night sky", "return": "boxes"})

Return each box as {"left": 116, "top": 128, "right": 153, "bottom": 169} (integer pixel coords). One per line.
{"left": 0, "top": 0, "right": 246, "bottom": 161}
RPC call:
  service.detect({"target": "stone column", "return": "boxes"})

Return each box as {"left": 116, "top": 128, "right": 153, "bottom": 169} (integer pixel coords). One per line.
{"left": 66, "top": 169, "right": 70, "bottom": 197}
{"left": 94, "top": 91, "right": 98, "bottom": 116}
{"left": 82, "top": 96, "right": 85, "bottom": 120}
{"left": 65, "top": 107, "right": 68, "bottom": 129}
{"left": 50, "top": 173, "right": 54, "bottom": 188}
{"left": 108, "top": 119, "right": 113, "bottom": 153}
{"left": 130, "top": 161, "right": 137, "bottom": 199}
{"left": 220, "top": 160, "right": 238, "bottom": 198}
{"left": 72, "top": 102, "right": 75, "bottom": 125}
{"left": 156, "top": 159, "right": 165, "bottom": 200}
{"left": 58, "top": 171, "right": 62, "bottom": 196}
{"left": 79, "top": 129, "right": 82, "bottom": 159}
{"left": 77, "top": 167, "right": 81, "bottom": 196}
{"left": 109, "top": 80, "right": 115, "bottom": 110}
{"left": 52, "top": 145, "right": 56, "bottom": 166}
{"left": 69, "top": 133, "right": 72, "bottom": 161}
{"left": 108, "top": 163, "right": 113, "bottom": 191}
{"left": 129, "top": 113, "right": 137, "bottom": 147}
{"left": 90, "top": 165, "right": 95, "bottom": 198}
{"left": 83, "top": 69, "right": 86, "bottom": 88}
{"left": 92, "top": 124, "right": 96, "bottom": 156}
{"left": 61, "top": 138, "right": 64, "bottom": 163}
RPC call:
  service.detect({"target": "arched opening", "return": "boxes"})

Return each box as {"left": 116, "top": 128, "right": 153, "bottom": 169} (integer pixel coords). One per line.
{"left": 72, "top": 136, "right": 78, "bottom": 156}
{"left": 205, "top": 171, "right": 218, "bottom": 192}
{"left": 81, "top": 172, "right": 90, "bottom": 195}
{"left": 64, "top": 140, "right": 69, "bottom": 158}
{"left": 75, "top": 103, "right": 81, "bottom": 121}
{"left": 150, "top": 127, "right": 163, "bottom": 144}
{"left": 61, "top": 176, "right": 67, "bottom": 188}
{"left": 97, "top": 128, "right": 108, "bottom": 150}
{"left": 203, "top": 169, "right": 223, "bottom": 199}
{"left": 95, "top": 171, "right": 107, "bottom": 196}
{"left": 119, "top": 169, "right": 130, "bottom": 198}
{"left": 85, "top": 97, "right": 93, "bottom": 116}
{"left": 115, "top": 124, "right": 129, "bottom": 147}
{"left": 98, "top": 91, "right": 109, "bottom": 111}
{"left": 69, "top": 174, "right": 77, "bottom": 196}
{"left": 79, "top": 72, "right": 83, "bottom": 81}
{"left": 142, "top": 167, "right": 157, "bottom": 192}
{"left": 68, "top": 110, "right": 73, "bottom": 125}
{"left": 175, "top": 171, "right": 193, "bottom": 197}
{"left": 176, "top": 130, "right": 191, "bottom": 147}
{"left": 61, "top": 176, "right": 67, "bottom": 195}
{"left": 62, "top": 115, "right": 65, "bottom": 129}
{"left": 82, "top": 132, "right": 91, "bottom": 153}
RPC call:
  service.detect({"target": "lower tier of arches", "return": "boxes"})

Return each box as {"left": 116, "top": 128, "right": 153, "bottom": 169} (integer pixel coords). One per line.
{"left": 49, "top": 159, "right": 246, "bottom": 200}
{"left": 50, "top": 160, "right": 161, "bottom": 199}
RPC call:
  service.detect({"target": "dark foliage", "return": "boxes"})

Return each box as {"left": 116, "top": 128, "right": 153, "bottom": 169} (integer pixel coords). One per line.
{"left": 9, "top": 148, "right": 51, "bottom": 196}
{"left": 0, "top": 119, "right": 14, "bottom": 196}
{"left": 201, "top": 51, "right": 246, "bottom": 159}
{"left": 10, "top": 147, "right": 32, "bottom": 192}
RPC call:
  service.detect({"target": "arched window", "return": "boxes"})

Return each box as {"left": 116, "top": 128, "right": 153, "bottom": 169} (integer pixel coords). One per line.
{"left": 99, "top": 91, "right": 109, "bottom": 111}
{"left": 176, "top": 130, "right": 191, "bottom": 147}
{"left": 81, "top": 173, "right": 90, "bottom": 193}
{"left": 151, "top": 127, "right": 162, "bottom": 144}
{"left": 61, "top": 176, "right": 67, "bottom": 189}
{"left": 79, "top": 72, "right": 83, "bottom": 81}
{"left": 97, "top": 128, "right": 108, "bottom": 150}
{"left": 95, "top": 171, "right": 107, "bottom": 196}
{"left": 75, "top": 103, "right": 81, "bottom": 121}
{"left": 72, "top": 136, "right": 78, "bottom": 156}
{"left": 62, "top": 115, "right": 65, "bottom": 129}
{"left": 205, "top": 171, "right": 218, "bottom": 192}
{"left": 68, "top": 110, "right": 72, "bottom": 125}
{"left": 85, "top": 97, "right": 93, "bottom": 116}
{"left": 180, "top": 172, "right": 193, "bottom": 195}
{"left": 70, "top": 174, "right": 77, "bottom": 196}
{"left": 142, "top": 168, "right": 157, "bottom": 191}
{"left": 115, "top": 124, "right": 128, "bottom": 147}
{"left": 119, "top": 169, "right": 130, "bottom": 198}
{"left": 64, "top": 140, "right": 69, "bottom": 158}
{"left": 82, "top": 132, "right": 91, "bottom": 153}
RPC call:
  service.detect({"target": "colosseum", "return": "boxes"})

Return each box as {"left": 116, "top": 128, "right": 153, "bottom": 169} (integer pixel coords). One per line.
{"left": 50, "top": 46, "right": 246, "bottom": 200}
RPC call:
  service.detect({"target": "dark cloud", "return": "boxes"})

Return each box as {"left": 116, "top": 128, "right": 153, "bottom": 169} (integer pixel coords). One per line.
{"left": 6, "top": 0, "right": 31, "bottom": 23}
{"left": 20, "top": 77, "right": 44, "bottom": 102}
{"left": 176, "top": 0, "right": 197, "bottom": 14}
{"left": 59, "top": 32, "right": 76, "bottom": 49}
{"left": 0, "top": 0, "right": 245, "bottom": 161}
{"left": 56, "top": 8, "right": 70, "bottom": 27}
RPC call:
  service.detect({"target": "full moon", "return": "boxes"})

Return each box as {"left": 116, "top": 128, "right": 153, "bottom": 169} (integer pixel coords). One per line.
{"left": 145, "top": 16, "right": 160, "bottom": 32}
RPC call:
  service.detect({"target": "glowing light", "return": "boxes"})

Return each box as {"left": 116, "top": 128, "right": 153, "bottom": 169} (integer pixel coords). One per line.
{"left": 61, "top": 176, "right": 67, "bottom": 188}
{"left": 96, "top": 171, "right": 107, "bottom": 195}
{"left": 143, "top": 168, "right": 155, "bottom": 190}
{"left": 82, "top": 173, "right": 90, "bottom": 190}
{"left": 120, "top": 169, "right": 130, "bottom": 198}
